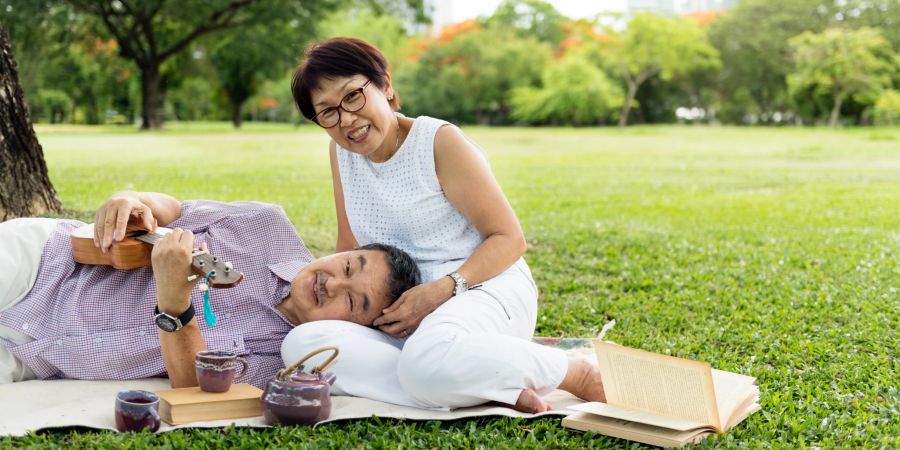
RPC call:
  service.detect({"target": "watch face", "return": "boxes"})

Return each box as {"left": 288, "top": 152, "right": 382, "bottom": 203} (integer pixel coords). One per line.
{"left": 155, "top": 314, "right": 178, "bottom": 332}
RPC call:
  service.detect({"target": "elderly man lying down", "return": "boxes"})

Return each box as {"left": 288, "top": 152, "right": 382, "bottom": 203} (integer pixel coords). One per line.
{"left": 0, "top": 191, "right": 420, "bottom": 389}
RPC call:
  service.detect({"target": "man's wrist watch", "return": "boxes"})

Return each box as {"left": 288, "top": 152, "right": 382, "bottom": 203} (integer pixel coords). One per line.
{"left": 447, "top": 271, "right": 468, "bottom": 296}
{"left": 154, "top": 304, "right": 195, "bottom": 332}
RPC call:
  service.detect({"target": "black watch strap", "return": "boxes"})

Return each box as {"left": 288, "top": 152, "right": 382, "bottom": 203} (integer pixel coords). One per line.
{"left": 154, "top": 303, "right": 195, "bottom": 332}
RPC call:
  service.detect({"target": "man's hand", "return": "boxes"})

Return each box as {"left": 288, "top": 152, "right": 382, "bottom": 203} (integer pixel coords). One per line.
{"left": 151, "top": 228, "right": 198, "bottom": 314}
{"left": 152, "top": 228, "right": 208, "bottom": 389}
{"left": 373, "top": 277, "right": 455, "bottom": 337}
{"left": 94, "top": 192, "right": 157, "bottom": 253}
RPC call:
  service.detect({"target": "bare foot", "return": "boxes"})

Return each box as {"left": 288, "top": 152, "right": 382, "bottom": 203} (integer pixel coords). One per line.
{"left": 512, "top": 388, "right": 553, "bottom": 413}
{"left": 558, "top": 357, "right": 606, "bottom": 403}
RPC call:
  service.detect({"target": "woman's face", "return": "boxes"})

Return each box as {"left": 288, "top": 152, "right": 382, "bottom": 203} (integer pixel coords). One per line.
{"left": 310, "top": 74, "right": 396, "bottom": 159}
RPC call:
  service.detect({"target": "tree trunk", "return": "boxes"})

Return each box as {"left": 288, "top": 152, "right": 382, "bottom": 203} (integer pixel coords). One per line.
{"left": 231, "top": 99, "right": 243, "bottom": 128}
{"left": 85, "top": 96, "right": 101, "bottom": 125}
{"left": 828, "top": 92, "right": 843, "bottom": 128}
{"left": 618, "top": 82, "right": 639, "bottom": 127}
{"left": 0, "top": 29, "right": 62, "bottom": 220}
{"left": 140, "top": 63, "right": 165, "bottom": 130}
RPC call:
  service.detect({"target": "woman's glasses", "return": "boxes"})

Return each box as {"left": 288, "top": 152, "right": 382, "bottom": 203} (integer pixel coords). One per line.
{"left": 311, "top": 80, "right": 372, "bottom": 128}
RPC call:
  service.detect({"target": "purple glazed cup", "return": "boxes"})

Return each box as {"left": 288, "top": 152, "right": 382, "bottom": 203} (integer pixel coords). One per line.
{"left": 114, "top": 390, "right": 161, "bottom": 432}
{"left": 195, "top": 350, "right": 249, "bottom": 393}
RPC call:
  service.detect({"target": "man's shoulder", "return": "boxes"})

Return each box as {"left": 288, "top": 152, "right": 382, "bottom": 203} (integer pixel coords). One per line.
{"left": 174, "top": 200, "right": 296, "bottom": 240}
{"left": 183, "top": 200, "right": 288, "bottom": 221}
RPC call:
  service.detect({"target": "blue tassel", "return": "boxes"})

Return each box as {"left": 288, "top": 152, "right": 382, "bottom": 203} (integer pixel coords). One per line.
{"left": 201, "top": 272, "right": 217, "bottom": 327}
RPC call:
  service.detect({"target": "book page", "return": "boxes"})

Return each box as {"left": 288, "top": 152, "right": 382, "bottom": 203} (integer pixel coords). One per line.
{"left": 726, "top": 402, "right": 761, "bottom": 430}
{"left": 711, "top": 369, "right": 758, "bottom": 429}
{"left": 570, "top": 402, "right": 708, "bottom": 432}
{"left": 594, "top": 341, "right": 721, "bottom": 431}
{"left": 562, "top": 411, "right": 712, "bottom": 448}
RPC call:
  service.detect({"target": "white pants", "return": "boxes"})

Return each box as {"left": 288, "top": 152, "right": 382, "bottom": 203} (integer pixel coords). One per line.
{"left": 0, "top": 218, "right": 59, "bottom": 383}
{"left": 281, "top": 258, "right": 569, "bottom": 409}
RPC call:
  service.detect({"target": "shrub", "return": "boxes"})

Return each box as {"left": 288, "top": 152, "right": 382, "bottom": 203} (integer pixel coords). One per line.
{"left": 871, "top": 89, "right": 900, "bottom": 125}
{"left": 510, "top": 55, "right": 623, "bottom": 126}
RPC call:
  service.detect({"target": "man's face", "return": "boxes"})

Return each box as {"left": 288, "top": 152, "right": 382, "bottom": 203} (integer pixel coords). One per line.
{"left": 288, "top": 249, "right": 392, "bottom": 326}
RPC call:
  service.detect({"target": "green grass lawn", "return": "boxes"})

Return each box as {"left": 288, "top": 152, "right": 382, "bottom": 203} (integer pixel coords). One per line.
{"left": 3, "top": 124, "right": 899, "bottom": 449}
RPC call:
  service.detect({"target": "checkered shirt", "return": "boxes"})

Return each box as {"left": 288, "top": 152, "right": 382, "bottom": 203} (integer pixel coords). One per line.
{"left": 0, "top": 200, "right": 314, "bottom": 388}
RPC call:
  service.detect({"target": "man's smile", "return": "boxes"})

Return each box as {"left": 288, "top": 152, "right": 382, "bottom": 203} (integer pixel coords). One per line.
{"left": 311, "top": 271, "right": 327, "bottom": 306}
{"left": 310, "top": 273, "right": 320, "bottom": 306}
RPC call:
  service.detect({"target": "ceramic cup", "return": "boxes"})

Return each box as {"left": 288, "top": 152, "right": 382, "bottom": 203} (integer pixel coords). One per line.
{"left": 114, "top": 390, "right": 161, "bottom": 432}
{"left": 195, "top": 349, "right": 249, "bottom": 393}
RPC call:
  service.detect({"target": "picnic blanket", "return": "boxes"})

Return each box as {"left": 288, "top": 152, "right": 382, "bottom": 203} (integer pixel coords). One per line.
{"left": 0, "top": 338, "right": 596, "bottom": 436}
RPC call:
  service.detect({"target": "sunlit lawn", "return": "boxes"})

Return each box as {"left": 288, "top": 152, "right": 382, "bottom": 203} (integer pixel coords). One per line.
{"left": 3, "top": 123, "right": 898, "bottom": 448}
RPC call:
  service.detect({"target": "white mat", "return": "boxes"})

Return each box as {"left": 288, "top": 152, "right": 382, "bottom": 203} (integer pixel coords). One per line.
{"left": 0, "top": 378, "right": 583, "bottom": 436}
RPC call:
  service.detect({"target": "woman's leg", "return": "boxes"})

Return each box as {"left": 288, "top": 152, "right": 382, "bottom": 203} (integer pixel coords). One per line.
{"left": 280, "top": 320, "right": 439, "bottom": 409}
{"left": 0, "top": 218, "right": 59, "bottom": 383}
{"left": 397, "top": 259, "right": 570, "bottom": 408}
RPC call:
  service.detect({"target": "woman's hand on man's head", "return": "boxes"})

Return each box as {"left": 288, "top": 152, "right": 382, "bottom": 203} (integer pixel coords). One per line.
{"left": 373, "top": 277, "right": 455, "bottom": 337}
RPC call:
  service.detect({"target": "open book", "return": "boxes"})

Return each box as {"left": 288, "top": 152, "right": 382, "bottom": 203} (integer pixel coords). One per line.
{"left": 562, "top": 341, "right": 760, "bottom": 448}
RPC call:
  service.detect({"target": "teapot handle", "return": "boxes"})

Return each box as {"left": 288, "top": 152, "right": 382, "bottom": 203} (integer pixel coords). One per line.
{"left": 277, "top": 346, "right": 339, "bottom": 380}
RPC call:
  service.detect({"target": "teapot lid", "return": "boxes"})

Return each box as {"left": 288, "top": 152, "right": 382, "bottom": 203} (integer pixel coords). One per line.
{"left": 268, "top": 370, "right": 327, "bottom": 388}
{"left": 288, "top": 371, "right": 322, "bottom": 383}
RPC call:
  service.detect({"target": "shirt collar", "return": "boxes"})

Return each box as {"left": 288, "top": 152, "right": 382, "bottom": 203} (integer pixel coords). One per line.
{"left": 269, "top": 259, "right": 312, "bottom": 326}
{"left": 269, "top": 259, "right": 308, "bottom": 284}
{"left": 268, "top": 259, "right": 308, "bottom": 302}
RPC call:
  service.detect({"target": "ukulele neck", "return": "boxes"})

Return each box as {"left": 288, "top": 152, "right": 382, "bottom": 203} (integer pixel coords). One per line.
{"left": 129, "top": 227, "right": 241, "bottom": 288}
{"left": 132, "top": 228, "right": 173, "bottom": 245}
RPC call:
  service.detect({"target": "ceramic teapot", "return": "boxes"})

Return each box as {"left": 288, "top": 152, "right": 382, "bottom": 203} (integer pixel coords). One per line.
{"left": 261, "top": 346, "right": 339, "bottom": 425}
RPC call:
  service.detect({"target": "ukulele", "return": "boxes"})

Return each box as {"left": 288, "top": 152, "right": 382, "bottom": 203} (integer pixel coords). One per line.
{"left": 70, "top": 223, "right": 243, "bottom": 288}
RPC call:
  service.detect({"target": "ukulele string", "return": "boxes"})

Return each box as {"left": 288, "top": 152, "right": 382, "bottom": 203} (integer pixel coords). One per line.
{"left": 201, "top": 272, "right": 218, "bottom": 327}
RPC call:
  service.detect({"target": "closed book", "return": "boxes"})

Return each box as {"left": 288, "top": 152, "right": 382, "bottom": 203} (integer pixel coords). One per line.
{"left": 155, "top": 384, "right": 263, "bottom": 425}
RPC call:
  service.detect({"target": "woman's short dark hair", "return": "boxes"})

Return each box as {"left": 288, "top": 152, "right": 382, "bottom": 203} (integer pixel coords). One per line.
{"left": 292, "top": 37, "right": 401, "bottom": 121}
{"left": 356, "top": 243, "right": 420, "bottom": 304}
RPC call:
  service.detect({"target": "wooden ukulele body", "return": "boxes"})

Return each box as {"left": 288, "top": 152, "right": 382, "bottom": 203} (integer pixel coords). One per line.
{"left": 71, "top": 224, "right": 152, "bottom": 270}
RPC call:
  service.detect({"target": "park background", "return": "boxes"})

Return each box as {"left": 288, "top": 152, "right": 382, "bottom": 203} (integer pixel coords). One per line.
{"left": 0, "top": 0, "right": 898, "bottom": 448}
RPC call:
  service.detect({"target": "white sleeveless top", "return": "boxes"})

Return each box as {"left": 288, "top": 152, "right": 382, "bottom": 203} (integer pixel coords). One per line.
{"left": 336, "top": 116, "right": 485, "bottom": 282}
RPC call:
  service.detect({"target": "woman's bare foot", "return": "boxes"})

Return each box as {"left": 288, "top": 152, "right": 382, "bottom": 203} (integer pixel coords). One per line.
{"left": 558, "top": 357, "right": 606, "bottom": 402}
{"left": 512, "top": 388, "right": 553, "bottom": 413}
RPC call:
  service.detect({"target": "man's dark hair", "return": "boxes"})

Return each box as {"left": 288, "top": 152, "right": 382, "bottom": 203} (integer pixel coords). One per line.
{"left": 357, "top": 243, "right": 420, "bottom": 304}
{"left": 291, "top": 37, "right": 401, "bottom": 121}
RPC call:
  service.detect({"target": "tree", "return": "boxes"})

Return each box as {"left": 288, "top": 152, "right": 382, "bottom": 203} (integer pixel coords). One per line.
{"left": 606, "top": 13, "right": 719, "bottom": 126}
{"left": 707, "top": 0, "right": 832, "bottom": 124}
{"left": 788, "top": 27, "right": 896, "bottom": 127}
{"left": 208, "top": 22, "right": 306, "bottom": 128}
{"left": 396, "top": 27, "right": 550, "bottom": 124}
{"left": 836, "top": 0, "right": 900, "bottom": 50}
{"left": 316, "top": 4, "right": 410, "bottom": 66}
{"left": 0, "top": 0, "right": 78, "bottom": 105}
{"left": 65, "top": 0, "right": 339, "bottom": 129}
{"left": 41, "top": 37, "right": 133, "bottom": 124}
{"left": 510, "top": 54, "right": 622, "bottom": 125}
{"left": 0, "top": 28, "right": 62, "bottom": 220}
{"left": 485, "top": 0, "right": 568, "bottom": 48}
